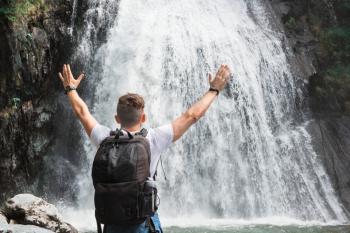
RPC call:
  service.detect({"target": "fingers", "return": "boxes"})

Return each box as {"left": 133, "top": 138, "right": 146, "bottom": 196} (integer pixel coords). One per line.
{"left": 209, "top": 64, "right": 232, "bottom": 91}
{"left": 60, "top": 64, "right": 86, "bottom": 90}
{"left": 221, "top": 64, "right": 231, "bottom": 79}
{"left": 77, "top": 73, "right": 85, "bottom": 83}
{"left": 62, "top": 64, "right": 73, "bottom": 78}
{"left": 217, "top": 64, "right": 225, "bottom": 77}
{"left": 63, "top": 64, "right": 68, "bottom": 79}
{"left": 58, "top": 72, "right": 64, "bottom": 82}
{"left": 67, "top": 64, "right": 73, "bottom": 78}
{"left": 224, "top": 65, "right": 229, "bottom": 75}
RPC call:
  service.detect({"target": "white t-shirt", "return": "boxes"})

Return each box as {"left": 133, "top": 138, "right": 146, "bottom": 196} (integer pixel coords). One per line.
{"left": 90, "top": 123, "right": 174, "bottom": 178}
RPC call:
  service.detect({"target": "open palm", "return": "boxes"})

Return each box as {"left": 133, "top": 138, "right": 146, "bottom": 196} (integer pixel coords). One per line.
{"left": 58, "top": 64, "right": 84, "bottom": 88}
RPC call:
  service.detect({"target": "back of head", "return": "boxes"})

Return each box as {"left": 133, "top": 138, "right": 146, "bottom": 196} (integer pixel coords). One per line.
{"left": 117, "top": 93, "right": 145, "bottom": 128}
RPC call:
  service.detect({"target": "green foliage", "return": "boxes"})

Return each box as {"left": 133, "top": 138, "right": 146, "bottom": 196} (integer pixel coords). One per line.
{"left": 326, "top": 65, "right": 350, "bottom": 79}
{"left": 322, "top": 27, "right": 350, "bottom": 60}
{"left": 285, "top": 16, "right": 297, "bottom": 30}
{"left": 315, "top": 65, "right": 350, "bottom": 113}
{"left": 0, "top": 0, "right": 43, "bottom": 21}
{"left": 9, "top": 97, "right": 21, "bottom": 108}
{"left": 326, "top": 27, "right": 350, "bottom": 44}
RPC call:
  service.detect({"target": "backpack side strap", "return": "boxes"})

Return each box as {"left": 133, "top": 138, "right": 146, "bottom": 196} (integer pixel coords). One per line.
{"left": 146, "top": 216, "right": 157, "bottom": 233}
{"left": 96, "top": 219, "right": 103, "bottom": 233}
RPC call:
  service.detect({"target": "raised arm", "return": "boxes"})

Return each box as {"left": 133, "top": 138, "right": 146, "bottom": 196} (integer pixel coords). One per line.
{"left": 58, "top": 64, "right": 97, "bottom": 136}
{"left": 172, "top": 64, "right": 231, "bottom": 141}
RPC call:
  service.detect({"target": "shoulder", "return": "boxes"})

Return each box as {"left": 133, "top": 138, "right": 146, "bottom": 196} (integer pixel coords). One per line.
{"left": 146, "top": 123, "right": 174, "bottom": 150}
{"left": 90, "top": 124, "right": 111, "bottom": 147}
{"left": 147, "top": 123, "right": 173, "bottom": 138}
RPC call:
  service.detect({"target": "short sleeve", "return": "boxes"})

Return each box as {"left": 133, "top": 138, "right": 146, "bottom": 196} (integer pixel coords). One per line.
{"left": 90, "top": 124, "right": 111, "bottom": 147}
{"left": 148, "top": 123, "right": 174, "bottom": 155}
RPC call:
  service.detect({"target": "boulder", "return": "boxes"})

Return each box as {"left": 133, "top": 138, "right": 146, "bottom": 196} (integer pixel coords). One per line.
{"left": 0, "top": 211, "right": 9, "bottom": 228}
{"left": 2, "top": 224, "right": 55, "bottom": 233}
{"left": 2, "top": 194, "right": 77, "bottom": 233}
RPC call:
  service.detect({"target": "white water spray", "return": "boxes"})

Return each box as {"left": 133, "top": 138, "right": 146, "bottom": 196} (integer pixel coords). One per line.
{"left": 66, "top": 0, "right": 349, "bottom": 230}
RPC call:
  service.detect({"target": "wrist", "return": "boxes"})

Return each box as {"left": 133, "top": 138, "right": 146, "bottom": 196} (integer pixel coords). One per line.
{"left": 208, "top": 87, "right": 219, "bottom": 95}
{"left": 64, "top": 85, "right": 77, "bottom": 95}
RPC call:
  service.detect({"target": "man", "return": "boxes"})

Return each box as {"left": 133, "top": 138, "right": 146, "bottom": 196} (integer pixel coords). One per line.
{"left": 58, "top": 64, "right": 231, "bottom": 233}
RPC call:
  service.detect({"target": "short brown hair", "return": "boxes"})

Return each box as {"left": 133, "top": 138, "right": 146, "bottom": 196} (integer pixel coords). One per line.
{"left": 117, "top": 93, "right": 145, "bottom": 127}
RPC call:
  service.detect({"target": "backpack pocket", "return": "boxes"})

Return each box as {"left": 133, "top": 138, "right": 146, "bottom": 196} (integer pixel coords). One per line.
{"left": 140, "top": 180, "right": 158, "bottom": 216}
{"left": 94, "top": 181, "right": 143, "bottom": 224}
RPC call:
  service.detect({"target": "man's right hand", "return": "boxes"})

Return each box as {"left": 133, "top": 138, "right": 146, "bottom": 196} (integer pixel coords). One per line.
{"left": 172, "top": 64, "right": 232, "bottom": 142}
{"left": 208, "top": 64, "right": 231, "bottom": 91}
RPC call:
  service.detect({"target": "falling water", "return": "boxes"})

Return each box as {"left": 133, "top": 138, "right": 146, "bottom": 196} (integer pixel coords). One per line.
{"left": 72, "top": 0, "right": 120, "bottom": 64}
{"left": 65, "top": 0, "right": 349, "bottom": 229}
{"left": 68, "top": 0, "right": 78, "bottom": 35}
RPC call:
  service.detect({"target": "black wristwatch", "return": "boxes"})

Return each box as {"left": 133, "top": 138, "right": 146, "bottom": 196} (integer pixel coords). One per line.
{"left": 64, "top": 85, "right": 76, "bottom": 95}
{"left": 209, "top": 87, "right": 219, "bottom": 95}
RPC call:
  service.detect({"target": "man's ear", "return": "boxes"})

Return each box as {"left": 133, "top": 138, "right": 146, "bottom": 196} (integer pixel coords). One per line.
{"left": 115, "top": 115, "right": 121, "bottom": 124}
{"left": 141, "top": 112, "right": 146, "bottom": 124}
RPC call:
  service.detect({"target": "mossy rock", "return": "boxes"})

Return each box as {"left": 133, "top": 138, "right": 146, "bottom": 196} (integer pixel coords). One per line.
{"left": 0, "top": 0, "right": 46, "bottom": 22}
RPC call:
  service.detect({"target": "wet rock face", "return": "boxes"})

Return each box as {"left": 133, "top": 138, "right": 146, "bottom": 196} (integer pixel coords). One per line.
{"left": 2, "top": 194, "right": 77, "bottom": 233}
{"left": 270, "top": 0, "right": 350, "bottom": 213}
{"left": 0, "top": 0, "right": 80, "bottom": 203}
{"left": 0, "top": 0, "right": 73, "bottom": 110}
{"left": 307, "top": 118, "right": 350, "bottom": 212}
{"left": 270, "top": 0, "right": 337, "bottom": 78}
{"left": 0, "top": 101, "right": 54, "bottom": 203}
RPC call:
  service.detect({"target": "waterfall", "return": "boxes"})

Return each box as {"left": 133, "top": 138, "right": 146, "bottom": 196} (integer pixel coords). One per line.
{"left": 65, "top": 0, "right": 349, "bottom": 229}
{"left": 68, "top": 0, "right": 78, "bottom": 35}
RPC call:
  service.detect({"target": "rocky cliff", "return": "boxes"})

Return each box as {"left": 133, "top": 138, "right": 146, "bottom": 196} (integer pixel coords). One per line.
{"left": 0, "top": 0, "right": 119, "bottom": 205}
{"left": 271, "top": 0, "right": 350, "bottom": 214}
{"left": 0, "top": 0, "right": 85, "bottom": 203}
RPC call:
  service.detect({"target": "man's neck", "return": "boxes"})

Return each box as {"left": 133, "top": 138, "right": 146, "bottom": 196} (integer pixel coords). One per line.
{"left": 123, "top": 125, "right": 142, "bottom": 132}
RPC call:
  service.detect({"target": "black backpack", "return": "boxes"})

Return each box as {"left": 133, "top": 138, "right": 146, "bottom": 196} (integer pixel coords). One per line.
{"left": 92, "top": 128, "right": 158, "bottom": 230}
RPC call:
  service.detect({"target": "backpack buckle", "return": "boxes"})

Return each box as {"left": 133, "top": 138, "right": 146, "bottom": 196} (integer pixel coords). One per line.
{"left": 110, "top": 129, "right": 124, "bottom": 139}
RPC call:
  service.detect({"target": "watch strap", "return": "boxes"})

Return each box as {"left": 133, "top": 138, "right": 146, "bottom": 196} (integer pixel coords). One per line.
{"left": 64, "top": 85, "right": 76, "bottom": 95}
{"left": 209, "top": 87, "right": 219, "bottom": 95}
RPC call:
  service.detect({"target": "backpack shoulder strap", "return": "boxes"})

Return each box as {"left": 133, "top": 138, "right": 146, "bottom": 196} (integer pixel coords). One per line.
{"left": 135, "top": 128, "right": 148, "bottom": 137}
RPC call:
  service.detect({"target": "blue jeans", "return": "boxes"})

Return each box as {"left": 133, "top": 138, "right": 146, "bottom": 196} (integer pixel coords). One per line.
{"left": 104, "top": 213, "right": 163, "bottom": 233}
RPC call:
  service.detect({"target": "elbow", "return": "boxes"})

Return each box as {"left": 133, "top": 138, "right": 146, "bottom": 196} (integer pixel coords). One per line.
{"left": 183, "top": 109, "right": 203, "bottom": 123}
{"left": 172, "top": 109, "right": 205, "bottom": 142}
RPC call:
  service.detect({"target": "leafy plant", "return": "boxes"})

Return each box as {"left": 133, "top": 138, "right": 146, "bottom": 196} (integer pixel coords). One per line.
{"left": 10, "top": 97, "right": 21, "bottom": 108}
{"left": 321, "top": 27, "right": 350, "bottom": 61}
{"left": 326, "top": 65, "right": 350, "bottom": 79}
{"left": 0, "top": 0, "right": 44, "bottom": 21}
